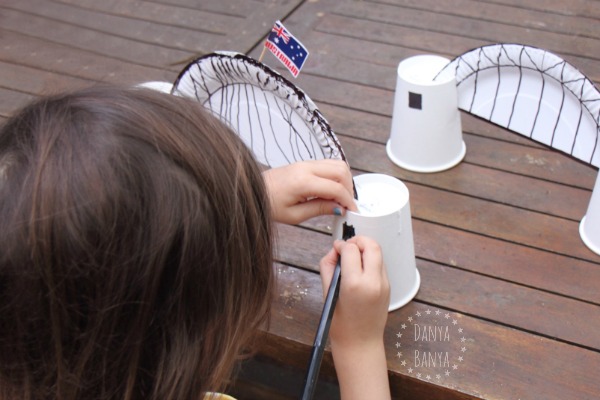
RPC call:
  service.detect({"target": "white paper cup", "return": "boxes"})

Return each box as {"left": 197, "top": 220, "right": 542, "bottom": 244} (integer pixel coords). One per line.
{"left": 332, "top": 174, "right": 420, "bottom": 311}
{"left": 387, "top": 55, "right": 466, "bottom": 173}
{"left": 579, "top": 172, "right": 600, "bottom": 256}
{"left": 136, "top": 81, "right": 173, "bottom": 94}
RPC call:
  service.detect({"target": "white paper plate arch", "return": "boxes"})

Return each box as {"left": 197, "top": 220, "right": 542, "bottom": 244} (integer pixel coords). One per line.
{"left": 172, "top": 51, "right": 347, "bottom": 169}
{"left": 436, "top": 43, "right": 600, "bottom": 168}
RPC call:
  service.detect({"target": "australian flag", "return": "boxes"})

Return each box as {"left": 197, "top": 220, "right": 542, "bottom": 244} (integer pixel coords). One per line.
{"left": 265, "top": 21, "right": 309, "bottom": 78}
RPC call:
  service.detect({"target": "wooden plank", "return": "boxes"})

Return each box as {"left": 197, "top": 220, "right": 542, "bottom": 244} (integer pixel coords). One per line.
{"left": 277, "top": 220, "right": 600, "bottom": 305}
{"left": 53, "top": 0, "right": 237, "bottom": 34}
{"left": 410, "top": 148, "right": 589, "bottom": 222}
{"left": 340, "top": 126, "right": 597, "bottom": 222}
{"left": 461, "top": 134, "right": 597, "bottom": 190}
{"left": 247, "top": 22, "right": 416, "bottom": 71}
{"left": 275, "top": 223, "right": 600, "bottom": 340}
{"left": 148, "top": 0, "right": 267, "bottom": 17}
{"left": 415, "top": 260, "right": 600, "bottom": 348}
{"left": 135, "top": 0, "right": 306, "bottom": 53}
{"left": 313, "top": 11, "right": 600, "bottom": 73}
{"left": 272, "top": 2, "right": 600, "bottom": 85}
{"left": 0, "top": 60, "right": 94, "bottom": 95}
{"left": 412, "top": 220, "right": 600, "bottom": 304}
{"left": 263, "top": 263, "right": 600, "bottom": 399}
{"left": 481, "top": 0, "right": 600, "bottom": 19}
{"left": 360, "top": 0, "right": 600, "bottom": 39}
{"left": 230, "top": 356, "right": 340, "bottom": 400}
{"left": 332, "top": 1, "right": 600, "bottom": 60}
{"left": 3, "top": 0, "right": 218, "bottom": 54}
{"left": 259, "top": 29, "right": 599, "bottom": 102}
{"left": 339, "top": 135, "right": 594, "bottom": 218}
{"left": 51, "top": 0, "right": 283, "bottom": 55}
{"left": 0, "top": 30, "right": 175, "bottom": 89}
{"left": 0, "top": 6, "right": 194, "bottom": 69}
{"left": 277, "top": 27, "right": 600, "bottom": 86}
{"left": 317, "top": 103, "right": 548, "bottom": 151}
{"left": 291, "top": 73, "right": 394, "bottom": 119}
{"left": 0, "top": 88, "right": 35, "bottom": 118}
{"left": 385, "top": 304, "right": 600, "bottom": 400}
{"left": 313, "top": 14, "right": 486, "bottom": 61}
{"left": 408, "top": 181, "right": 594, "bottom": 261}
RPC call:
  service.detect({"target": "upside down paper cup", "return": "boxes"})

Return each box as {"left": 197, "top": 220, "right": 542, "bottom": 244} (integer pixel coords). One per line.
{"left": 332, "top": 174, "right": 420, "bottom": 311}
{"left": 387, "top": 55, "right": 466, "bottom": 173}
{"left": 580, "top": 172, "right": 600, "bottom": 256}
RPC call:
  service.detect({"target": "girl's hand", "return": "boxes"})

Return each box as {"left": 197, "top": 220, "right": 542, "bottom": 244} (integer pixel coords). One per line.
{"left": 262, "top": 160, "right": 357, "bottom": 224}
{"left": 320, "top": 236, "right": 390, "bottom": 347}
{"left": 319, "top": 236, "right": 391, "bottom": 400}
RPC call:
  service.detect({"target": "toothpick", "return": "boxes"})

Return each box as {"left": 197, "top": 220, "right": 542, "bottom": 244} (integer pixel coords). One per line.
{"left": 258, "top": 45, "right": 268, "bottom": 63}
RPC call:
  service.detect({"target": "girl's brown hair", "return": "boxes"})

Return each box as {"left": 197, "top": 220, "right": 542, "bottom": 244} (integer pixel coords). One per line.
{"left": 0, "top": 86, "right": 274, "bottom": 399}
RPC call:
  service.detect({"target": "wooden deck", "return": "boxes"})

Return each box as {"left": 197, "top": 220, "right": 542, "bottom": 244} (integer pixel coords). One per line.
{"left": 2, "top": 0, "right": 599, "bottom": 399}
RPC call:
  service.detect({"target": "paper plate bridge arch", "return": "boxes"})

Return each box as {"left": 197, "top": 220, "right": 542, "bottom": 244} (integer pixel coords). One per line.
{"left": 172, "top": 51, "right": 347, "bottom": 169}
{"left": 436, "top": 43, "right": 600, "bottom": 169}
{"left": 436, "top": 43, "right": 600, "bottom": 256}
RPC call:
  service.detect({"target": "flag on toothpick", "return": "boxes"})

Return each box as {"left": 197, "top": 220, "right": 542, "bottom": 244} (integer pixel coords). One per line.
{"left": 264, "top": 20, "right": 309, "bottom": 78}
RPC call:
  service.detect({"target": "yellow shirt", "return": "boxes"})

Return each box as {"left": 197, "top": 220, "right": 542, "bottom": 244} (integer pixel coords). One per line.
{"left": 204, "top": 393, "right": 236, "bottom": 400}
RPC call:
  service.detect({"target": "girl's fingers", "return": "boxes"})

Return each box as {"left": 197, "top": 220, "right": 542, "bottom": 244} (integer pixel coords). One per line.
{"left": 305, "top": 160, "right": 357, "bottom": 211}
{"left": 334, "top": 240, "right": 363, "bottom": 280}
{"left": 353, "top": 236, "right": 383, "bottom": 275}
{"left": 319, "top": 246, "right": 339, "bottom": 294}
{"left": 288, "top": 200, "right": 346, "bottom": 221}
{"left": 323, "top": 236, "right": 388, "bottom": 301}
{"left": 308, "top": 160, "right": 353, "bottom": 187}
{"left": 338, "top": 236, "right": 383, "bottom": 275}
{"left": 300, "top": 176, "right": 356, "bottom": 212}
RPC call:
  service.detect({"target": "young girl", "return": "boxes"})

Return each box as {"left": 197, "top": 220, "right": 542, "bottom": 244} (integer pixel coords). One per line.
{"left": 0, "top": 86, "right": 390, "bottom": 400}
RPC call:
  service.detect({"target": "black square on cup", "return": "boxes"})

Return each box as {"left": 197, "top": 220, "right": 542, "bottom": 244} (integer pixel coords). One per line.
{"left": 408, "top": 92, "right": 422, "bottom": 109}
